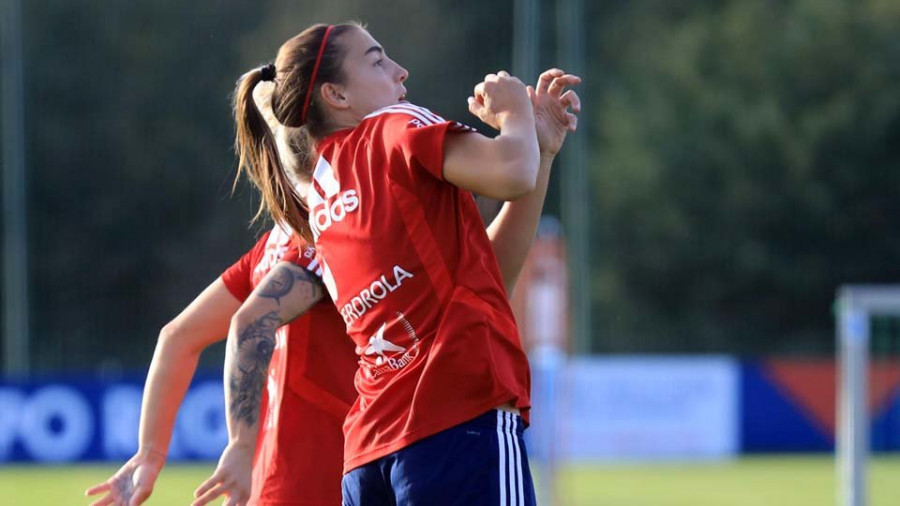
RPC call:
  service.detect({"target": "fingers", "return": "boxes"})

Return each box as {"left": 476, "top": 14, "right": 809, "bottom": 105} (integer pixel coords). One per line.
{"left": 537, "top": 68, "right": 564, "bottom": 94}
{"left": 85, "top": 482, "right": 112, "bottom": 497}
{"left": 526, "top": 85, "right": 537, "bottom": 107}
{"left": 467, "top": 96, "right": 486, "bottom": 119}
{"left": 193, "top": 472, "right": 222, "bottom": 501}
{"left": 223, "top": 495, "right": 246, "bottom": 506}
{"left": 473, "top": 81, "right": 485, "bottom": 102}
{"left": 88, "top": 495, "right": 116, "bottom": 506}
{"left": 560, "top": 90, "right": 581, "bottom": 114}
{"left": 566, "top": 112, "right": 578, "bottom": 132}
{"left": 192, "top": 482, "right": 227, "bottom": 506}
{"left": 547, "top": 74, "right": 582, "bottom": 98}
{"left": 86, "top": 480, "right": 117, "bottom": 506}
{"left": 127, "top": 485, "right": 152, "bottom": 506}
{"left": 482, "top": 71, "right": 524, "bottom": 89}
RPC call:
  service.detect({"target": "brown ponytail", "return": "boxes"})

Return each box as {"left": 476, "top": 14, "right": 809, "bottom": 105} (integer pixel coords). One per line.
{"left": 233, "top": 67, "right": 313, "bottom": 243}
{"left": 232, "top": 23, "right": 359, "bottom": 244}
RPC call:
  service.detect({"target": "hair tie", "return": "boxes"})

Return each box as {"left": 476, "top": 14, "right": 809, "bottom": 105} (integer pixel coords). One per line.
{"left": 260, "top": 63, "right": 276, "bottom": 82}
{"left": 300, "top": 25, "right": 334, "bottom": 125}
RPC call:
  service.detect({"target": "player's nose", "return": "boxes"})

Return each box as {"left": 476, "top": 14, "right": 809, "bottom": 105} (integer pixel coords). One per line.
{"left": 396, "top": 64, "right": 409, "bottom": 83}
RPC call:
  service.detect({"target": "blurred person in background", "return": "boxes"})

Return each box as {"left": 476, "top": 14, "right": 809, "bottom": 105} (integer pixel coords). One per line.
{"left": 197, "top": 22, "right": 579, "bottom": 506}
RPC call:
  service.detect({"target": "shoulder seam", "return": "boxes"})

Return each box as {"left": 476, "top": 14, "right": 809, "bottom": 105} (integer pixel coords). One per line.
{"left": 364, "top": 103, "right": 446, "bottom": 125}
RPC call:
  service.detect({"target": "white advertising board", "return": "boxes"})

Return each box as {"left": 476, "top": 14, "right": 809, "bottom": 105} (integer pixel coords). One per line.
{"left": 558, "top": 356, "right": 739, "bottom": 461}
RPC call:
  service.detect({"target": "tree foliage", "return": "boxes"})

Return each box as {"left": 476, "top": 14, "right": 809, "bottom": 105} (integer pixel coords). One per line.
{"left": 590, "top": 0, "right": 900, "bottom": 353}
{"left": 7, "top": 0, "right": 900, "bottom": 371}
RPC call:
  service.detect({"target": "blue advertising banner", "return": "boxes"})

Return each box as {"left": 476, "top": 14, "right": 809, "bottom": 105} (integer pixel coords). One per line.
{"left": 0, "top": 376, "right": 226, "bottom": 463}
{"left": 2, "top": 359, "right": 898, "bottom": 463}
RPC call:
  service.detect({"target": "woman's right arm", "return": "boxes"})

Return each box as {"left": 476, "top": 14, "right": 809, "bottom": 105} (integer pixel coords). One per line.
{"left": 443, "top": 72, "right": 541, "bottom": 201}
{"left": 85, "top": 278, "right": 242, "bottom": 506}
{"left": 192, "top": 262, "right": 325, "bottom": 506}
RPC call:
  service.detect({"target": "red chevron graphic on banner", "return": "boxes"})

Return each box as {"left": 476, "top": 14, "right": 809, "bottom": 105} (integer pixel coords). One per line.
{"left": 764, "top": 359, "right": 900, "bottom": 437}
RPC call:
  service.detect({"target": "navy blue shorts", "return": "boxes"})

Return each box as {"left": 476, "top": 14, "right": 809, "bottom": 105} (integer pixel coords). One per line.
{"left": 342, "top": 410, "right": 536, "bottom": 506}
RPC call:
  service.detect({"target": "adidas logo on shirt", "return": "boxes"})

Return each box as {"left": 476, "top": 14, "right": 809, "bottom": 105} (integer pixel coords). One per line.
{"left": 308, "top": 156, "right": 359, "bottom": 238}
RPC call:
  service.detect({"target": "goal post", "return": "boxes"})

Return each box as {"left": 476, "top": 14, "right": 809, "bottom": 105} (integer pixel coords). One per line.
{"left": 836, "top": 285, "right": 900, "bottom": 506}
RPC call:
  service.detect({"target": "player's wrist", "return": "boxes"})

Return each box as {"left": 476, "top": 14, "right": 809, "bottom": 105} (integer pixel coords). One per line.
{"left": 497, "top": 108, "right": 535, "bottom": 131}
{"left": 137, "top": 445, "right": 168, "bottom": 464}
{"left": 229, "top": 435, "right": 257, "bottom": 451}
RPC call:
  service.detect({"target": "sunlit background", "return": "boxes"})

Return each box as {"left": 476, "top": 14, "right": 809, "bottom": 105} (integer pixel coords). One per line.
{"left": 2, "top": 0, "right": 899, "bottom": 504}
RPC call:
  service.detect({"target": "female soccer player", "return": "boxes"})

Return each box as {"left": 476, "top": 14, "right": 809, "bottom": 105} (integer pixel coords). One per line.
{"left": 83, "top": 223, "right": 358, "bottom": 506}
{"left": 200, "top": 22, "right": 580, "bottom": 506}
{"left": 84, "top": 85, "right": 359, "bottom": 506}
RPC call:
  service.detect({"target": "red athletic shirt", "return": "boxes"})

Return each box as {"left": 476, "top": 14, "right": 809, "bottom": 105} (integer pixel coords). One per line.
{"left": 221, "top": 225, "right": 357, "bottom": 505}
{"left": 307, "top": 103, "right": 532, "bottom": 472}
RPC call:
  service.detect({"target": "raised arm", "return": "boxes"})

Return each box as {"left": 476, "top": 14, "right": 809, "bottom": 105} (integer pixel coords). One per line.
{"left": 486, "top": 69, "right": 581, "bottom": 294}
{"left": 192, "top": 261, "right": 325, "bottom": 506}
{"left": 85, "top": 279, "right": 242, "bottom": 506}
{"left": 443, "top": 72, "right": 541, "bottom": 201}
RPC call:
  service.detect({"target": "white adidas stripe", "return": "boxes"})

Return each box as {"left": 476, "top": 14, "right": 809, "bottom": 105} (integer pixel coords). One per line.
{"left": 365, "top": 102, "right": 443, "bottom": 121}
{"left": 307, "top": 185, "right": 326, "bottom": 208}
{"left": 306, "top": 258, "right": 322, "bottom": 278}
{"left": 364, "top": 103, "right": 478, "bottom": 134}
{"left": 312, "top": 156, "right": 340, "bottom": 198}
{"left": 505, "top": 412, "right": 517, "bottom": 506}
{"left": 395, "top": 103, "right": 445, "bottom": 123}
{"left": 495, "top": 411, "right": 526, "bottom": 506}
{"left": 370, "top": 106, "right": 438, "bottom": 127}
{"left": 511, "top": 414, "right": 524, "bottom": 506}
{"left": 497, "top": 411, "right": 508, "bottom": 506}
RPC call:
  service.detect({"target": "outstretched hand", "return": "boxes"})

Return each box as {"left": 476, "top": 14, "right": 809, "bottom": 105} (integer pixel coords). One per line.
{"left": 192, "top": 442, "right": 254, "bottom": 506}
{"left": 529, "top": 68, "right": 581, "bottom": 157}
{"left": 84, "top": 448, "right": 165, "bottom": 506}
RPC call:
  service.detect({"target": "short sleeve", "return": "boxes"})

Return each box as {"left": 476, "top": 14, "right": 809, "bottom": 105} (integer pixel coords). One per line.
{"left": 373, "top": 103, "right": 476, "bottom": 181}
{"left": 220, "top": 233, "right": 270, "bottom": 302}
{"left": 286, "top": 236, "right": 324, "bottom": 278}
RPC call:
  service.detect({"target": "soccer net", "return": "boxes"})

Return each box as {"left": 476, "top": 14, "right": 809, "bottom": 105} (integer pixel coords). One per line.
{"left": 836, "top": 286, "right": 900, "bottom": 506}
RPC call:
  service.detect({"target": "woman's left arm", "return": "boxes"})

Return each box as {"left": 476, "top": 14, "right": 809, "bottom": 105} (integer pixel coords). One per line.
{"left": 485, "top": 69, "right": 581, "bottom": 294}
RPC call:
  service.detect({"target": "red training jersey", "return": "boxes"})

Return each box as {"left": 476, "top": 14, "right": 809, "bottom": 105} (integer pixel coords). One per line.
{"left": 307, "top": 102, "right": 532, "bottom": 472}
{"left": 221, "top": 224, "right": 357, "bottom": 505}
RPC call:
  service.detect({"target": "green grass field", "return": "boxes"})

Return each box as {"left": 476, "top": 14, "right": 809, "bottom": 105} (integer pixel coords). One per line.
{"left": 1, "top": 456, "right": 899, "bottom": 505}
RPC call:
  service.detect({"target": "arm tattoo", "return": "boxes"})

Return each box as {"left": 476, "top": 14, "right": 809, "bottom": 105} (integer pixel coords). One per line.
{"left": 292, "top": 266, "right": 324, "bottom": 301}
{"left": 228, "top": 311, "right": 281, "bottom": 426}
{"left": 258, "top": 265, "right": 324, "bottom": 305}
{"left": 257, "top": 268, "right": 294, "bottom": 305}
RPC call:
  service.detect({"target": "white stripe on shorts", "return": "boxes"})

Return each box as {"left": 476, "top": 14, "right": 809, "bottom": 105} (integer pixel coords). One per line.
{"left": 497, "top": 410, "right": 527, "bottom": 506}
{"left": 511, "top": 414, "right": 524, "bottom": 506}
{"left": 497, "top": 410, "right": 507, "bottom": 506}
{"left": 504, "top": 412, "right": 518, "bottom": 506}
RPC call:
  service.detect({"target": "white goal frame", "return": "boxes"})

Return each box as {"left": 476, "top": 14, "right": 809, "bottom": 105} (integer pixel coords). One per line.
{"left": 836, "top": 285, "right": 900, "bottom": 506}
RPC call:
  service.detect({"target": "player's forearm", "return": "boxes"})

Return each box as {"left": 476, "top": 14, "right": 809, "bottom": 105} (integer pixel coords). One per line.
{"left": 137, "top": 326, "right": 204, "bottom": 459}
{"left": 222, "top": 262, "right": 323, "bottom": 443}
{"left": 445, "top": 131, "right": 540, "bottom": 201}
{"left": 487, "top": 153, "right": 554, "bottom": 295}
{"left": 224, "top": 308, "right": 280, "bottom": 445}
{"left": 491, "top": 113, "right": 541, "bottom": 197}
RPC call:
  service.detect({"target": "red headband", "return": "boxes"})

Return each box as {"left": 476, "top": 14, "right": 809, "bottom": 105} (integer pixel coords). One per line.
{"left": 300, "top": 25, "right": 334, "bottom": 125}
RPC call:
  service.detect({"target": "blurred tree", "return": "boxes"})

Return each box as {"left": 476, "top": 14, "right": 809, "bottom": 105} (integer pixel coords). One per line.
{"left": 17, "top": 0, "right": 517, "bottom": 372}
{"left": 12, "top": 0, "right": 900, "bottom": 371}
{"left": 24, "top": 0, "right": 265, "bottom": 372}
{"left": 590, "top": 0, "right": 900, "bottom": 354}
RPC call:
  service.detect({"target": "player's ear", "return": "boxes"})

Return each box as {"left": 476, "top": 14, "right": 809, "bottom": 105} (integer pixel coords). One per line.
{"left": 321, "top": 83, "right": 349, "bottom": 110}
